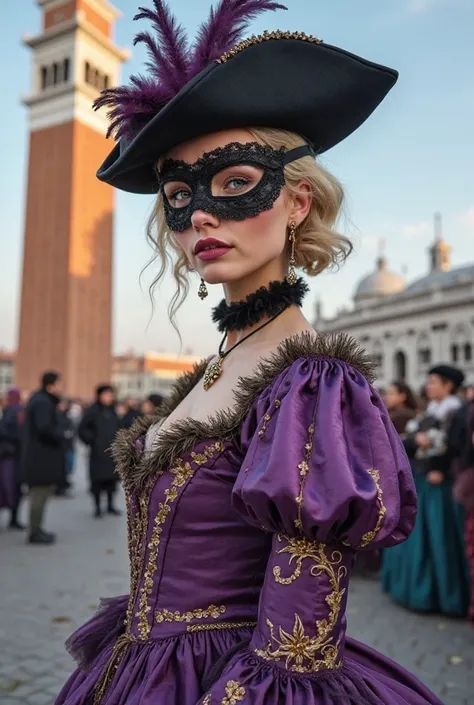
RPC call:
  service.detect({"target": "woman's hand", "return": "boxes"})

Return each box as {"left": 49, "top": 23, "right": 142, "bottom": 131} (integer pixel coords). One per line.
{"left": 427, "top": 470, "right": 444, "bottom": 485}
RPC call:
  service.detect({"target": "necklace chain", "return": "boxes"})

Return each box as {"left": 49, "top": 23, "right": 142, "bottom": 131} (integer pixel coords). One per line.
{"left": 203, "top": 306, "right": 289, "bottom": 391}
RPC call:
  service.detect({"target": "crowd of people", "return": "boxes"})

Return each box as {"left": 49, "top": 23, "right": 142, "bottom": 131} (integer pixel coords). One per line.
{"left": 1, "top": 363, "right": 473, "bottom": 626}
{"left": 0, "top": 370, "right": 163, "bottom": 543}
{"left": 380, "top": 367, "right": 474, "bottom": 624}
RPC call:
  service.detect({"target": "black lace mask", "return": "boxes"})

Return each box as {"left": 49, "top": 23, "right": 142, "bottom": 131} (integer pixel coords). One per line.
{"left": 159, "top": 142, "right": 314, "bottom": 232}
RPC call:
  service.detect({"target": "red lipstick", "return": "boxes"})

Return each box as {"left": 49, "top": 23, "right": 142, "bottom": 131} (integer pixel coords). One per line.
{"left": 194, "top": 238, "right": 232, "bottom": 261}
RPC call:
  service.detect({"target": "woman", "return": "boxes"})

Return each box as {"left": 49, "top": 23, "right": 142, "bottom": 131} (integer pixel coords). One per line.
{"left": 78, "top": 385, "right": 121, "bottom": 518}
{"left": 0, "top": 388, "right": 24, "bottom": 529}
{"left": 141, "top": 394, "right": 164, "bottom": 416}
{"left": 384, "top": 382, "right": 418, "bottom": 436}
{"left": 56, "top": 2, "right": 441, "bottom": 704}
{"left": 382, "top": 365, "right": 470, "bottom": 616}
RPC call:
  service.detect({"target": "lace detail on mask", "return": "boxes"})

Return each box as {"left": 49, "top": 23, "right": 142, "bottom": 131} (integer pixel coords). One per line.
{"left": 159, "top": 142, "right": 287, "bottom": 232}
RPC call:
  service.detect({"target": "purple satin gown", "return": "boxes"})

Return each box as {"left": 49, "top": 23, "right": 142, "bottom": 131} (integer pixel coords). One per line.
{"left": 56, "top": 335, "right": 443, "bottom": 705}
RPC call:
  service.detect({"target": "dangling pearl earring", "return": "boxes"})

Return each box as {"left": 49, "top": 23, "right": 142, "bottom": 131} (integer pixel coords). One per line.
{"left": 198, "top": 278, "right": 208, "bottom": 300}
{"left": 286, "top": 221, "right": 298, "bottom": 285}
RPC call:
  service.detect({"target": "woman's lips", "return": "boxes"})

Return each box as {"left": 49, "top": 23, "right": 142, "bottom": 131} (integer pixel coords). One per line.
{"left": 196, "top": 247, "right": 232, "bottom": 261}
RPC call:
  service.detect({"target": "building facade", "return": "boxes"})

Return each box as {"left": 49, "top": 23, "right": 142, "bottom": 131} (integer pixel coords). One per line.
{"left": 16, "top": 0, "right": 127, "bottom": 399}
{"left": 112, "top": 353, "right": 202, "bottom": 400}
{"left": 316, "top": 215, "right": 474, "bottom": 391}
{"left": 0, "top": 352, "right": 16, "bottom": 400}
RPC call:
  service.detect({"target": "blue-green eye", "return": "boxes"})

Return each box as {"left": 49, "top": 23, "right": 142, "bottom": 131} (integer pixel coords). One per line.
{"left": 167, "top": 188, "right": 192, "bottom": 208}
{"left": 224, "top": 177, "right": 250, "bottom": 192}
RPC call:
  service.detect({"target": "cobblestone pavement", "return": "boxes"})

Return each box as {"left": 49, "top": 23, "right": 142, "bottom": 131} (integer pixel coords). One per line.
{"left": 0, "top": 460, "right": 473, "bottom": 705}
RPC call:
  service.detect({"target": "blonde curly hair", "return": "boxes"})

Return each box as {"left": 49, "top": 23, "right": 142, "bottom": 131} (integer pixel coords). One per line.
{"left": 145, "top": 127, "right": 352, "bottom": 330}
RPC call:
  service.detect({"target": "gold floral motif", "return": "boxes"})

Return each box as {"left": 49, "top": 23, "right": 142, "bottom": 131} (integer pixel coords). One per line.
{"left": 274, "top": 399, "right": 281, "bottom": 408}
{"left": 186, "top": 620, "right": 256, "bottom": 633}
{"left": 202, "top": 696, "right": 212, "bottom": 705}
{"left": 256, "top": 538, "right": 346, "bottom": 672}
{"left": 190, "top": 445, "right": 225, "bottom": 466}
{"left": 222, "top": 680, "right": 246, "bottom": 705}
{"left": 359, "top": 469, "right": 386, "bottom": 547}
{"left": 342, "top": 469, "right": 386, "bottom": 549}
{"left": 217, "top": 30, "right": 323, "bottom": 64}
{"left": 126, "top": 475, "right": 156, "bottom": 633}
{"left": 273, "top": 535, "right": 317, "bottom": 584}
{"left": 255, "top": 614, "right": 343, "bottom": 673}
{"left": 136, "top": 442, "right": 224, "bottom": 640}
{"left": 155, "top": 604, "right": 226, "bottom": 624}
{"left": 294, "top": 423, "right": 314, "bottom": 530}
{"left": 258, "top": 413, "right": 271, "bottom": 439}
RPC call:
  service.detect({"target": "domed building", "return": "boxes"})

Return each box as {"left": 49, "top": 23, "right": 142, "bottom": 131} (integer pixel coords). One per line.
{"left": 315, "top": 214, "right": 474, "bottom": 390}
{"left": 354, "top": 256, "right": 406, "bottom": 308}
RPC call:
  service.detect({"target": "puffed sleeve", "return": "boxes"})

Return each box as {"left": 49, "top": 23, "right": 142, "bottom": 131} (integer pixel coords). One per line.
{"left": 232, "top": 356, "right": 417, "bottom": 549}
{"left": 198, "top": 355, "right": 420, "bottom": 705}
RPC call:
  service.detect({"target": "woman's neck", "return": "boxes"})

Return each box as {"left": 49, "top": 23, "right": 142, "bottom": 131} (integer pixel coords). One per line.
{"left": 222, "top": 261, "right": 287, "bottom": 303}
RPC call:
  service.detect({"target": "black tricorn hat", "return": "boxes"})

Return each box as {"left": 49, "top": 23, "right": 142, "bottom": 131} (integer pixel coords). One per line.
{"left": 428, "top": 365, "right": 465, "bottom": 391}
{"left": 95, "top": 1, "right": 398, "bottom": 194}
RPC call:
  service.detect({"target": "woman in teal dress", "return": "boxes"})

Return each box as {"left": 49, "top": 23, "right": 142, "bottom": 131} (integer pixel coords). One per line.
{"left": 382, "top": 365, "right": 470, "bottom": 615}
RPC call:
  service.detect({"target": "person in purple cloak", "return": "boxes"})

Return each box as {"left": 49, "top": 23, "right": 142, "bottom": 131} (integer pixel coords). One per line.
{"left": 55, "top": 2, "right": 443, "bottom": 704}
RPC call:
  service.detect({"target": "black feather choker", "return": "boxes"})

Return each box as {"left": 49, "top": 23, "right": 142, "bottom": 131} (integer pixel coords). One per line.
{"left": 211, "top": 278, "right": 309, "bottom": 333}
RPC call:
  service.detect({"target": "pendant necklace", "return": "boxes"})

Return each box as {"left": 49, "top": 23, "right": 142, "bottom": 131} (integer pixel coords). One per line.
{"left": 203, "top": 308, "right": 289, "bottom": 390}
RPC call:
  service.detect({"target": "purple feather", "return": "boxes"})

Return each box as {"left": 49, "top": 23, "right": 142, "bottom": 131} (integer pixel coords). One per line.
{"left": 191, "top": 0, "right": 287, "bottom": 73}
{"left": 134, "top": 1, "right": 190, "bottom": 91}
{"left": 93, "top": 0, "right": 287, "bottom": 141}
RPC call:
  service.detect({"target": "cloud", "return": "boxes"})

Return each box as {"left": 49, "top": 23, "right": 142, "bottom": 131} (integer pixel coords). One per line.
{"left": 459, "top": 207, "right": 474, "bottom": 235}
{"left": 360, "top": 234, "right": 379, "bottom": 251}
{"left": 408, "top": 0, "right": 431, "bottom": 12}
{"left": 400, "top": 221, "right": 431, "bottom": 238}
{"left": 407, "top": 0, "right": 471, "bottom": 13}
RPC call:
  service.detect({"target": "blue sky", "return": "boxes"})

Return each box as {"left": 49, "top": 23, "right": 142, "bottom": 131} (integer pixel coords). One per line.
{"left": 1, "top": 0, "right": 473, "bottom": 355}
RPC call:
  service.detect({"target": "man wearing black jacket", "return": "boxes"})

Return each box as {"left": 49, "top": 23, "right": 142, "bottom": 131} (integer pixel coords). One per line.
{"left": 79, "top": 384, "right": 121, "bottom": 518}
{"left": 22, "top": 371, "right": 71, "bottom": 544}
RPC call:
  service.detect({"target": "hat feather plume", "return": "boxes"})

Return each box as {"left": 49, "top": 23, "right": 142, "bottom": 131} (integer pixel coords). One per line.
{"left": 93, "top": 0, "right": 287, "bottom": 140}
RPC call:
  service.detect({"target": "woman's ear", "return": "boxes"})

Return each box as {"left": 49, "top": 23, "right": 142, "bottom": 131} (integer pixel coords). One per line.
{"left": 289, "top": 179, "right": 312, "bottom": 226}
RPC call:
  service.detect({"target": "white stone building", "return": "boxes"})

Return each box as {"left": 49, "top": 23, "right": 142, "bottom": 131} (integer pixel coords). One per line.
{"left": 112, "top": 352, "right": 202, "bottom": 400}
{"left": 0, "top": 351, "right": 15, "bottom": 399}
{"left": 315, "top": 215, "right": 474, "bottom": 392}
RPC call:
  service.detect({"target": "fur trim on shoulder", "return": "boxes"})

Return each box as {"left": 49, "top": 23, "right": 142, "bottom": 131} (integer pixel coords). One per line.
{"left": 235, "top": 331, "right": 375, "bottom": 406}
{"left": 114, "top": 332, "right": 374, "bottom": 491}
{"left": 110, "top": 358, "right": 210, "bottom": 490}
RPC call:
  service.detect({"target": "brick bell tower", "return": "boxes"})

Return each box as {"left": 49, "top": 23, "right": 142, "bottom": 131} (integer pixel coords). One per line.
{"left": 17, "top": 0, "right": 128, "bottom": 399}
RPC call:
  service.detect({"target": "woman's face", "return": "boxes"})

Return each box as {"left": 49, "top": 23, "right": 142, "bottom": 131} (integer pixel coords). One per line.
{"left": 384, "top": 384, "right": 406, "bottom": 411}
{"left": 162, "top": 128, "right": 309, "bottom": 286}
{"left": 425, "top": 374, "right": 451, "bottom": 401}
{"left": 142, "top": 399, "right": 155, "bottom": 415}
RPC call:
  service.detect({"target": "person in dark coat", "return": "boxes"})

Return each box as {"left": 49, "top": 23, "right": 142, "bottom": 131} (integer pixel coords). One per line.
{"left": 79, "top": 385, "right": 121, "bottom": 518}
{"left": 0, "top": 388, "right": 25, "bottom": 529}
{"left": 22, "top": 371, "right": 70, "bottom": 544}
{"left": 56, "top": 399, "right": 75, "bottom": 497}
{"left": 121, "top": 397, "right": 142, "bottom": 430}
